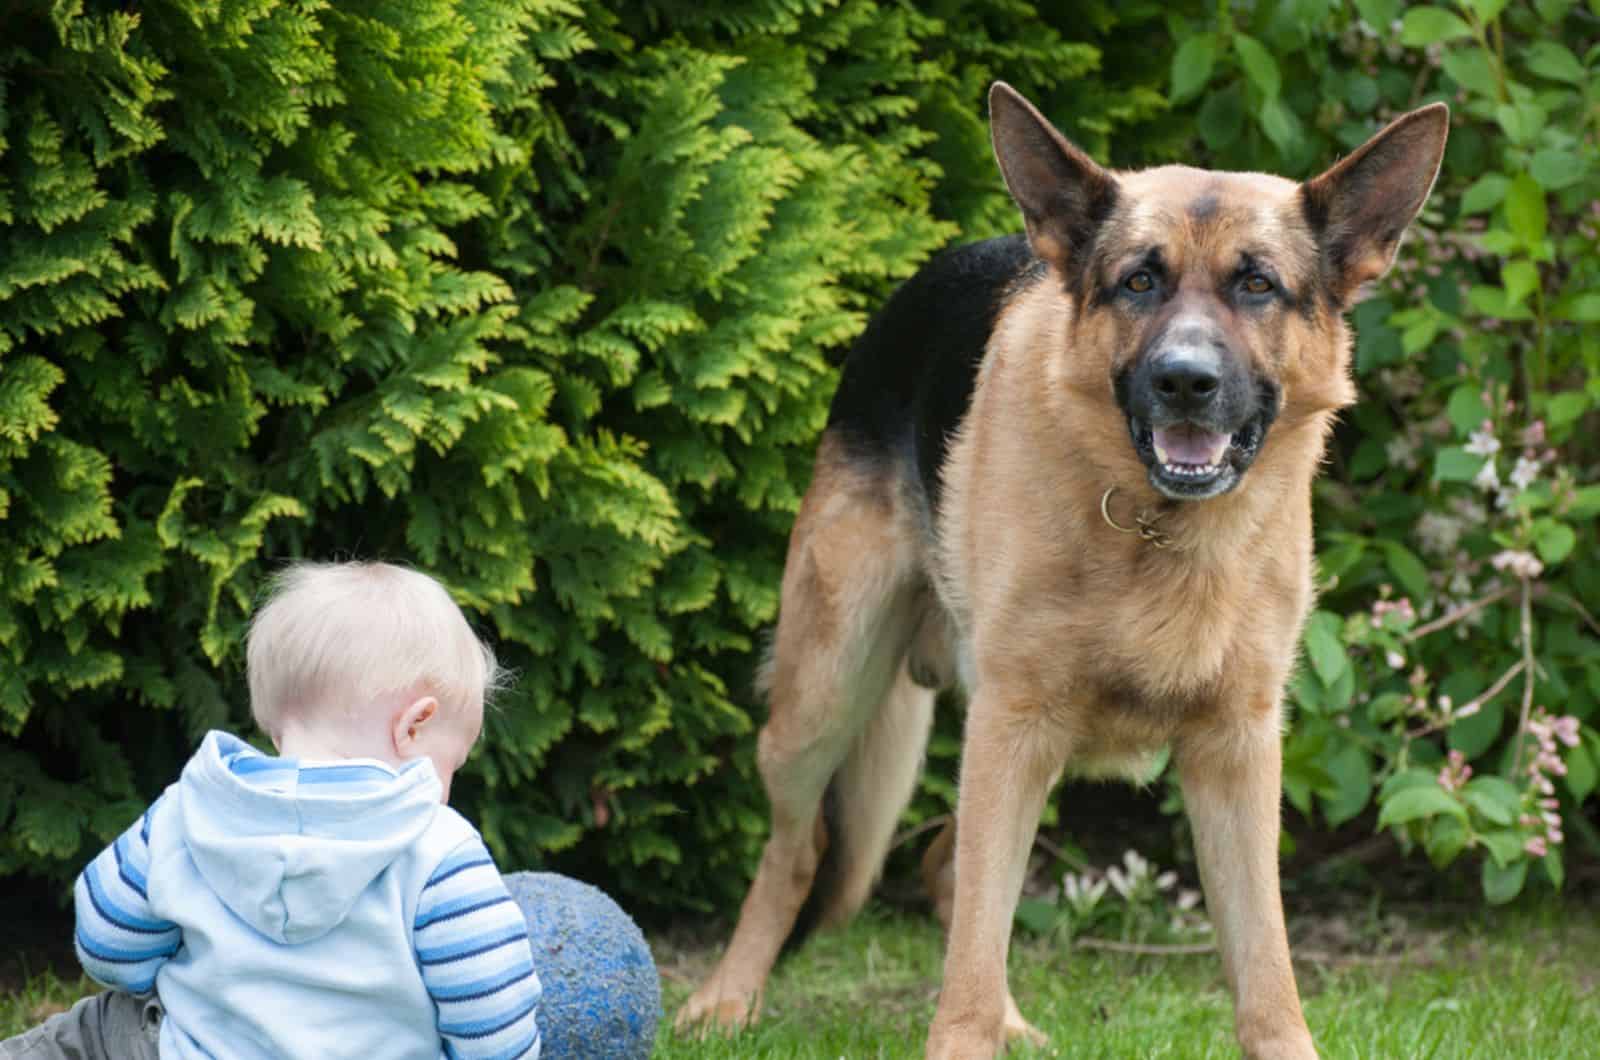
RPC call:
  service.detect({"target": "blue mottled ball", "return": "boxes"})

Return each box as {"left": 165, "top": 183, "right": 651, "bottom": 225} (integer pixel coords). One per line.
{"left": 503, "top": 871, "right": 660, "bottom": 1059}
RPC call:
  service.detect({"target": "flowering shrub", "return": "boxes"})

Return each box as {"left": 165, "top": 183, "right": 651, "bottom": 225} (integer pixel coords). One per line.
{"left": 1171, "top": 0, "right": 1600, "bottom": 903}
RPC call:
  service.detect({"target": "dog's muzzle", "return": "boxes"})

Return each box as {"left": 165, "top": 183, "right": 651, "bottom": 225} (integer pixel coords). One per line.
{"left": 1118, "top": 345, "right": 1279, "bottom": 501}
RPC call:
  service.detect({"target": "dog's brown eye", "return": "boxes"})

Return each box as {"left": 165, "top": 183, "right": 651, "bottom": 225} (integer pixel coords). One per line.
{"left": 1125, "top": 270, "right": 1154, "bottom": 293}
{"left": 1242, "top": 274, "right": 1273, "bottom": 295}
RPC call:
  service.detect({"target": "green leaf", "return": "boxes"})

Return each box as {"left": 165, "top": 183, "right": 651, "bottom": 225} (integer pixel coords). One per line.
{"left": 1401, "top": 314, "right": 1440, "bottom": 355}
{"left": 1533, "top": 519, "right": 1576, "bottom": 565}
{"left": 1557, "top": 293, "right": 1600, "bottom": 322}
{"left": 1379, "top": 784, "right": 1468, "bottom": 828}
{"left": 1466, "top": 0, "right": 1510, "bottom": 19}
{"left": 1449, "top": 693, "right": 1505, "bottom": 758}
{"left": 1530, "top": 149, "right": 1586, "bottom": 190}
{"left": 1569, "top": 486, "right": 1600, "bottom": 519}
{"left": 1504, "top": 174, "right": 1548, "bottom": 244}
{"left": 1479, "top": 829, "right": 1526, "bottom": 867}
{"left": 1434, "top": 447, "right": 1486, "bottom": 483}
{"left": 1543, "top": 846, "right": 1564, "bottom": 890}
{"left": 1381, "top": 541, "right": 1431, "bottom": 602}
{"left": 1014, "top": 897, "right": 1059, "bottom": 935}
{"left": 1371, "top": 692, "right": 1412, "bottom": 723}
{"left": 1462, "top": 776, "right": 1522, "bottom": 826}
{"left": 1501, "top": 260, "right": 1540, "bottom": 307}
{"left": 1482, "top": 857, "right": 1528, "bottom": 904}
{"left": 1545, "top": 391, "right": 1590, "bottom": 430}
{"left": 1322, "top": 744, "right": 1374, "bottom": 827}
{"left": 1441, "top": 49, "right": 1499, "bottom": 97}
{"left": 1565, "top": 737, "right": 1596, "bottom": 801}
{"left": 1171, "top": 34, "right": 1218, "bottom": 103}
{"left": 1460, "top": 174, "right": 1509, "bottom": 214}
{"left": 1446, "top": 385, "right": 1492, "bottom": 435}
{"left": 1496, "top": 102, "right": 1547, "bottom": 146}
{"left": 1197, "top": 84, "right": 1246, "bottom": 149}
{"left": 1259, "top": 98, "right": 1301, "bottom": 154}
{"left": 1303, "top": 610, "right": 1349, "bottom": 688}
{"left": 1425, "top": 815, "right": 1469, "bottom": 867}
{"left": 1344, "top": 73, "right": 1380, "bottom": 113}
{"left": 1400, "top": 7, "right": 1473, "bottom": 45}
{"left": 1382, "top": 768, "right": 1441, "bottom": 799}
{"left": 1353, "top": 0, "right": 1400, "bottom": 27}
{"left": 1524, "top": 40, "right": 1586, "bottom": 83}
{"left": 1233, "top": 34, "right": 1281, "bottom": 98}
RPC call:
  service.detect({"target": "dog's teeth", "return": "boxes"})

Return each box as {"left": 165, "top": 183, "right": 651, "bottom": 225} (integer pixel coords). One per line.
{"left": 1154, "top": 443, "right": 1170, "bottom": 464}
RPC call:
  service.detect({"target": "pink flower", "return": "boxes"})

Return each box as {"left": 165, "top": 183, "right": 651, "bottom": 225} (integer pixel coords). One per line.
{"left": 1525, "top": 836, "right": 1547, "bottom": 858}
{"left": 1552, "top": 716, "right": 1580, "bottom": 748}
{"left": 1438, "top": 750, "right": 1472, "bottom": 792}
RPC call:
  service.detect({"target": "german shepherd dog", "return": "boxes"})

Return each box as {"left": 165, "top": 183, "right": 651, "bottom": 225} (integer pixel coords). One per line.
{"left": 677, "top": 83, "right": 1448, "bottom": 1058}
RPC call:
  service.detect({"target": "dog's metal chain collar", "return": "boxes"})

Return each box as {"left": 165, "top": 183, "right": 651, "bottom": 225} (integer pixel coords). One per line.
{"left": 1100, "top": 487, "right": 1171, "bottom": 549}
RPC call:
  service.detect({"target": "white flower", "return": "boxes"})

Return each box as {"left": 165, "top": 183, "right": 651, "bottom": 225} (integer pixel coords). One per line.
{"left": 1062, "top": 872, "right": 1107, "bottom": 915}
{"left": 1386, "top": 649, "right": 1406, "bottom": 669}
{"left": 1448, "top": 497, "right": 1488, "bottom": 524}
{"left": 1473, "top": 458, "right": 1500, "bottom": 492}
{"left": 1385, "top": 434, "right": 1419, "bottom": 470}
{"left": 1509, "top": 455, "right": 1540, "bottom": 491}
{"left": 1415, "top": 512, "right": 1462, "bottom": 556}
{"left": 1490, "top": 549, "right": 1544, "bottom": 580}
{"left": 1464, "top": 422, "right": 1501, "bottom": 457}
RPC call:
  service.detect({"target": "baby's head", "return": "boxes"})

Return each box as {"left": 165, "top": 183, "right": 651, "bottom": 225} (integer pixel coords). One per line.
{"left": 247, "top": 561, "right": 500, "bottom": 801}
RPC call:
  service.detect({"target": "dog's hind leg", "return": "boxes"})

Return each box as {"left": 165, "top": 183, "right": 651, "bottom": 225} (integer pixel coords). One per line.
{"left": 676, "top": 438, "right": 925, "bottom": 1035}
{"left": 804, "top": 658, "right": 936, "bottom": 931}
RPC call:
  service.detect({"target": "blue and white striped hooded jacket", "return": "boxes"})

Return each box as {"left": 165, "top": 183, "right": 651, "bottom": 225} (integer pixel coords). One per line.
{"left": 74, "top": 731, "right": 540, "bottom": 1059}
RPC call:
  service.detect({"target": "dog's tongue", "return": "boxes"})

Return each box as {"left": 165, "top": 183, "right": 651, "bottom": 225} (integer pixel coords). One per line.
{"left": 1153, "top": 424, "right": 1229, "bottom": 466}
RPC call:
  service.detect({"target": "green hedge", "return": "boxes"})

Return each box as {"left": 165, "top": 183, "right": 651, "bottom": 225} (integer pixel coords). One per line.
{"left": 0, "top": 0, "right": 1174, "bottom": 911}
{"left": 1, "top": 0, "right": 1593, "bottom": 914}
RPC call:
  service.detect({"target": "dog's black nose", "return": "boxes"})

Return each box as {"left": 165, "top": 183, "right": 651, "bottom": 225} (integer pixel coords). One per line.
{"left": 1152, "top": 353, "right": 1221, "bottom": 413}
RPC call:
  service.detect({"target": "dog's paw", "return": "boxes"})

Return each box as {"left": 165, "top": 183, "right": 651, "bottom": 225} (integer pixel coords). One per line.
{"left": 1002, "top": 993, "right": 1048, "bottom": 1051}
{"left": 1239, "top": 1024, "right": 1317, "bottom": 1060}
{"left": 673, "top": 979, "right": 761, "bottom": 1037}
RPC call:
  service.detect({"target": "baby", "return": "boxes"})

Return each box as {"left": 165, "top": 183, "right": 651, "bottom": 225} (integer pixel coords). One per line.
{"left": 4, "top": 561, "right": 540, "bottom": 1059}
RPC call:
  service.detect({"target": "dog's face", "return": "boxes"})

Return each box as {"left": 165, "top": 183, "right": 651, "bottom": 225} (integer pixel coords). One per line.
{"left": 989, "top": 85, "right": 1448, "bottom": 501}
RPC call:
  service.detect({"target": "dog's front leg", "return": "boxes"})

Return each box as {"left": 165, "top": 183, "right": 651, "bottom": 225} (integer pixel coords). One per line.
{"left": 926, "top": 691, "right": 1062, "bottom": 1059}
{"left": 1177, "top": 707, "right": 1316, "bottom": 1060}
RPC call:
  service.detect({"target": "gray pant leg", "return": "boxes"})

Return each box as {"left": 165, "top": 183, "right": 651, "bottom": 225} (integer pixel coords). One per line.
{"left": 0, "top": 991, "right": 161, "bottom": 1060}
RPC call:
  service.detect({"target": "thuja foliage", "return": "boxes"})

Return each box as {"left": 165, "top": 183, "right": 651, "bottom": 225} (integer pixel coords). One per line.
{"left": 0, "top": 0, "right": 1170, "bottom": 910}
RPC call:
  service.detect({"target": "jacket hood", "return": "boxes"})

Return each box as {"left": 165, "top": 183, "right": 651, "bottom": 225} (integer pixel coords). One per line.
{"left": 174, "top": 731, "right": 442, "bottom": 944}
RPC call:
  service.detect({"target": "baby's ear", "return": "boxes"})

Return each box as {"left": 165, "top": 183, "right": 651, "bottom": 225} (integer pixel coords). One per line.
{"left": 392, "top": 695, "right": 439, "bottom": 756}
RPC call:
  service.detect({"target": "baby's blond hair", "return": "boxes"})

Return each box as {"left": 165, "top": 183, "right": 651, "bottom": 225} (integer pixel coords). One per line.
{"left": 247, "top": 561, "right": 499, "bottom": 736}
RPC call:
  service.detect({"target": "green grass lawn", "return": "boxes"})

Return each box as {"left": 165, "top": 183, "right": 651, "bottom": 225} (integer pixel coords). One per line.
{"left": 7, "top": 900, "right": 1596, "bottom": 1057}
{"left": 653, "top": 901, "right": 1600, "bottom": 1058}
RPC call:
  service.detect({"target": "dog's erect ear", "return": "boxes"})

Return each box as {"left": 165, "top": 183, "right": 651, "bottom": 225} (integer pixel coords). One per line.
{"left": 989, "top": 82, "right": 1117, "bottom": 275}
{"left": 1301, "top": 103, "right": 1449, "bottom": 306}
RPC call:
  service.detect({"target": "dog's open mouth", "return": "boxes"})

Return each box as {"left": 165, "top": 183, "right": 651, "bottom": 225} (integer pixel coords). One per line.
{"left": 1128, "top": 416, "right": 1266, "bottom": 500}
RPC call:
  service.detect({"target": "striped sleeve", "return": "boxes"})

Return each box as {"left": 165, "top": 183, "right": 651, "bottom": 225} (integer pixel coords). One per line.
{"left": 414, "top": 840, "right": 541, "bottom": 1060}
{"left": 73, "top": 802, "right": 181, "bottom": 994}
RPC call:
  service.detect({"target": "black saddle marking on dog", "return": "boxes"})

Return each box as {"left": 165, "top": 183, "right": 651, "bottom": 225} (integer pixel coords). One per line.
{"left": 826, "top": 235, "right": 1044, "bottom": 509}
